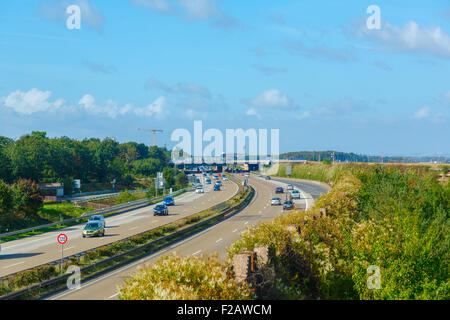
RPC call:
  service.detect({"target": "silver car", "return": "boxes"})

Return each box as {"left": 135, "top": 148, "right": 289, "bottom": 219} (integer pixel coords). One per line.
{"left": 271, "top": 197, "right": 282, "bottom": 206}
{"left": 88, "top": 214, "right": 105, "bottom": 227}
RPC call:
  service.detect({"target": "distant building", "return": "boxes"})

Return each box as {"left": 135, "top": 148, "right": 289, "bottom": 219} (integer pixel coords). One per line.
{"left": 38, "top": 182, "right": 64, "bottom": 197}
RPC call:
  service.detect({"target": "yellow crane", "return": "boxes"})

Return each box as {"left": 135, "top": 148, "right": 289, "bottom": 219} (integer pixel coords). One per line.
{"left": 138, "top": 128, "right": 163, "bottom": 147}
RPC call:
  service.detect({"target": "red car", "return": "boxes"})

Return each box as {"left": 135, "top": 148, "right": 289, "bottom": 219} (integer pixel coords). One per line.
{"left": 275, "top": 186, "right": 284, "bottom": 194}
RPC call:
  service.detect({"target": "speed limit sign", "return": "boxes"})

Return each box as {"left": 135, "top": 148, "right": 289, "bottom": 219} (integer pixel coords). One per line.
{"left": 57, "top": 233, "right": 68, "bottom": 273}
{"left": 57, "top": 233, "right": 68, "bottom": 245}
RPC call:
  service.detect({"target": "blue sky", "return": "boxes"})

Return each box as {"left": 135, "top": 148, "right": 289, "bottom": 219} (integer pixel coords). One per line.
{"left": 0, "top": 0, "right": 449, "bottom": 156}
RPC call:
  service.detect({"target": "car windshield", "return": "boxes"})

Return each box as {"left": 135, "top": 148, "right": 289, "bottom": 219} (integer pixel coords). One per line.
{"left": 165, "top": 198, "right": 173, "bottom": 201}
{"left": 156, "top": 205, "right": 165, "bottom": 209}
{"left": 86, "top": 223, "right": 99, "bottom": 228}
{"left": 90, "top": 216, "right": 101, "bottom": 220}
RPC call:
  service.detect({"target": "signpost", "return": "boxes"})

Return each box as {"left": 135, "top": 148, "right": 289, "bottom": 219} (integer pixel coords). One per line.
{"left": 286, "top": 165, "right": 292, "bottom": 177}
{"left": 57, "top": 233, "right": 68, "bottom": 274}
{"left": 155, "top": 172, "right": 165, "bottom": 197}
{"left": 73, "top": 179, "right": 81, "bottom": 194}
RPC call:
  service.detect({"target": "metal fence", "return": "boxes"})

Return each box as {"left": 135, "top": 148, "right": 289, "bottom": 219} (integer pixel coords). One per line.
{"left": 68, "top": 188, "right": 152, "bottom": 204}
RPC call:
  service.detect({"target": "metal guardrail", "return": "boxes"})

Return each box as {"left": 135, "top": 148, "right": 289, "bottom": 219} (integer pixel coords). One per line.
{"left": 0, "top": 187, "right": 194, "bottom": 239}
{"left": 0, "top": 179, "right": 253, "bottom": 300}
{"left": 68, "top": 188, "right": 152, "bottom": 204}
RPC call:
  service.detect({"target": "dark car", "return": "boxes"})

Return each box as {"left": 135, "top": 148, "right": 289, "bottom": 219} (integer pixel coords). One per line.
{"left": 163, "top": 197, "right": 175, "bottom": 206}
{"left": 214, "top": 184, "right": 221, "bottom": 191}
{"left": 154, "top": 204, "right": 168, "bottom": 216}
{"left": 275, "top": 186, "right": 283, "bottom": 194}
{"left": 265, "top": 176, "right": 271, "bottom": 180}
{"left": 283, "top": 200, "right": 294, "bottom": 210}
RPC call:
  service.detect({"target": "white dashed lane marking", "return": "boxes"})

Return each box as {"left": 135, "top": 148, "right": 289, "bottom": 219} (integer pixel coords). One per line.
{"left": 3, "top": 262, "right": 24, "bottom": 269}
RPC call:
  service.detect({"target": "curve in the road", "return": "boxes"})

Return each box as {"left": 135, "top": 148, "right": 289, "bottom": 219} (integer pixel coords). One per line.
{"left": 47, "top": 175, "right": 330, "bottom": 300}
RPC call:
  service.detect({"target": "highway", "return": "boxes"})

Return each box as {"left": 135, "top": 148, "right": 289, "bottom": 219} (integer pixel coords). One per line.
{"left": 47, "top": 174, "right": 329, "bottom": 300}
{"left": 0, "top": 175, "right": 238, "bottom": 277}
{"left": 270, "top": 177, "right": 331, "bottom": 200}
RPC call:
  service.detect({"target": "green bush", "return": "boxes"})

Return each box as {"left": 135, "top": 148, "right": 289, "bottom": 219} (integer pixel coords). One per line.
{"left": 115, "top": 190, "right": 137, "bottom": 205}
{"left": 118, "top": 254, "right": 253, "bottom": 300}
{"left": 97, "top": 246, "right": 115, "bottom": 257}
{"left": 225, "top": 165, "right": 449, "bottom": 300}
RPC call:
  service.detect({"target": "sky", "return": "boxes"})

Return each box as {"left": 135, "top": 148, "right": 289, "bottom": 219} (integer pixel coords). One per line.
{"left": 0, "top": 0, "right": 449, "bottom": 156}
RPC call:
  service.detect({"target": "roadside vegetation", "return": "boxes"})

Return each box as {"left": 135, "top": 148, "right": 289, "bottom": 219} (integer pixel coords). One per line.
{"left": 119, "top": 164, "right": 449, "bottom": 300}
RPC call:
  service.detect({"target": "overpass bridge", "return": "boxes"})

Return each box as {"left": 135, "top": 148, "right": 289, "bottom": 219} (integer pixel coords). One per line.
{"left": 171, "top": 157, "right": 307, "bottom": 173}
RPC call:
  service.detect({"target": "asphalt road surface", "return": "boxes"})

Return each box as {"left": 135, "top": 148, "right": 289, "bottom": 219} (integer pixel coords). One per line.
{"left": 269, "top": 177, "right": 331, "bottom": 200}
{"left": 47, "top": 174, "right": 329, "bottom": 300}
{"left": 0, "top": 175, "right": 238, "bottom": 277}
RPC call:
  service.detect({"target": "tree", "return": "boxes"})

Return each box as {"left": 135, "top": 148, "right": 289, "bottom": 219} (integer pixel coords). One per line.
{"left": 0, "top": 180, "right": 14, "bottom": 224}
{"left": 132, "top": 158, "right": 163, "bottom": 177}
{"left": 12, "top": 179, "right": 43, "bottom": 218}
{"left": 11, "top": 132, "right": 51, "bottom": 182}
{"left": 175, "top": 172, "right": 188, "bottom": 188}
{"left": 0, "top": 137, "right": 13, "bottom": 183}
{"left": 163, "top": 167, "right": 176, "bottom": 188}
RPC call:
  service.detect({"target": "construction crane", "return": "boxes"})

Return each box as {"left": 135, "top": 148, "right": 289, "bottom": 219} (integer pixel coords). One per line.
{"left": 138, "top": 128, "right": 163, "bottom": 147}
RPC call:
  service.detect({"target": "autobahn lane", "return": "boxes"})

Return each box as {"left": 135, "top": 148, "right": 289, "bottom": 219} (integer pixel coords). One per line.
{"left": 0, "top": 176, "right": 238, "bottom": 277}
{"left": 269, "top": 176, "right": 331, "bottom": 200}
{"left": 48, "top": 175, "right": 329, "bottom": 300}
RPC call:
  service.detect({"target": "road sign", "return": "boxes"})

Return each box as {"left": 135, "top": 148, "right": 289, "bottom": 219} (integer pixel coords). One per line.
{"left": 57, "top": 233, "right": 68, "bottom": 273}
{"left": 286, "top": 165, "right": 292, "bottom": 176}
{"left": 73, "top": 179, "right": 81, "bottom": 189}
{"left": 57, "top": 233, "right": 68, "bottom": 245}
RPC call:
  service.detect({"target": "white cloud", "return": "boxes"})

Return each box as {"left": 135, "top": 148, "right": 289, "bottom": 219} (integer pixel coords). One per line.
{"left": 2, "top": 88, "right": 64, "bottom": 115}
{"left": 146, "top": 78, "right": 211, "bottom": 97}
{"left": 284, "top": 41, "right": 357, "bottom": 62}
{"left": 348, "top": 19, "right": 450, "bottom": 60}
{"left": 414, "top": 106, "right": 430, "bottom": 119}
{"left": 79, "top": 94, "right": 169, "bottom": 119}
{"left": 245, "top": 89, "right": 297, "bottom": 109}
{"left": 84, "top": 60, "right": 117, "bottom": 74}
{"left": 134, "top": 97, "right": 169, "bottom": 119}
{"left": 246, "top": 108, "right": 261, "bottom": 119}
{"left": 132, "top": 0, "right": 242, "bottom": 30}
{"left": 295, "top": 111, "right": 311, "bottom": 120}
{"left": 445, "top": 90, "right": 450, "bottom": 103}
{"left": 252, "top": 64, "right": 287, "bottom": 76}
{"left": 131, "top": 0, "right": 176, "bottom": 14}
{"left": 177, "top": 0, "right": 218, "bottom": 20}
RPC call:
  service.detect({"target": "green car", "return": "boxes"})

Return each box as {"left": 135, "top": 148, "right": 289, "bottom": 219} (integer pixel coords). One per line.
{"left": 82, "top": 221, "right": 105, "bottom": 238}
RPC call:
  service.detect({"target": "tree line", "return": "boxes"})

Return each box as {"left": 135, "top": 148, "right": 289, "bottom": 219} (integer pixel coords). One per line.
{"left": 0, "top": 131, "right": 173, "bottom": 186}
{"left": 0, "top": 132, "right": 190, "bottom": 230}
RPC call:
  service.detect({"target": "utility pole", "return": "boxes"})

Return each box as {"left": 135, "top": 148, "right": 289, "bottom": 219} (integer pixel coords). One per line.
{"left": 138, "top": 128, "right": 164, "bottom": 147}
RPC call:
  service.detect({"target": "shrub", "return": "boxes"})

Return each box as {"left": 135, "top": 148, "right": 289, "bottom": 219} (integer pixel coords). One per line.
{"left": 97, "top": 246, "right": 115, "bottom": 257}
{"left": 118, "top": 253, "right": 253, "bottom": 300}
{"left": 115, "top": 190, "right": 136, "bottom": 205}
